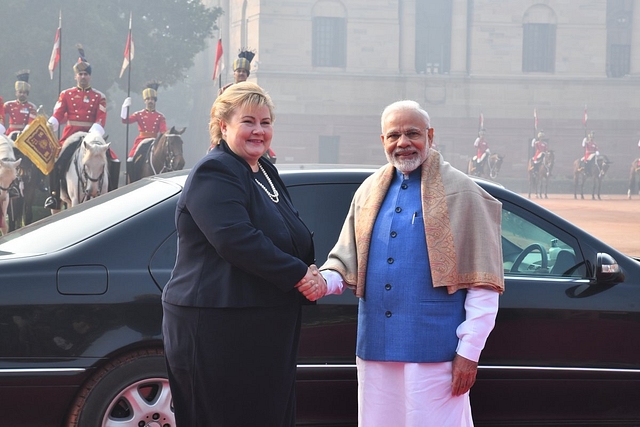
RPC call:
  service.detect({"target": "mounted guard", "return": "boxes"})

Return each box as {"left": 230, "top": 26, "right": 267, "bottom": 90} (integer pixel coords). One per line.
{"left": 473, "top": 128, "right": 490, "bottom": 167}
{"left": 529, "top": 130, "right": 549, "bottom": 170}
{"left": 4, "top": 70, "right": 38, "bottom": 135}
{"left": 121, "top": 80, "right": 168, "bottom": 182}
{"left": 45, "top": 45, "right": 119, "bottom": 211}
{"left": 578, "top": 131, "right": 598, "bottom": 173}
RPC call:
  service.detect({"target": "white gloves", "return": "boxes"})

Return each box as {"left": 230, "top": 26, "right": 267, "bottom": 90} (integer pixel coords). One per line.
{"left": 88, "top": 123, "right": 105, "bottom": 136}
{"left": 48, "top": 116, "right": 59, "bottom": 132}
{"left": 121, "top": 97, "right": 132, "bottom": 120}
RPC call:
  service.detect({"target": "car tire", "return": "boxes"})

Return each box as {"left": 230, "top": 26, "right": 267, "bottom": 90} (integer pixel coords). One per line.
{"left": 65, "top": 348, "right": 175, "bottom": 427}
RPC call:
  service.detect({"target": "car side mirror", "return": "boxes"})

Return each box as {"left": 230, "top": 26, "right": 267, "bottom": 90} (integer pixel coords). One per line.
{"left": 595, "top": 252, "right": 624, "bottom": 284}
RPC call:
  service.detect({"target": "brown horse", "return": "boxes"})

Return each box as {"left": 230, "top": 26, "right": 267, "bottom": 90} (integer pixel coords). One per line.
{"left": 528, "top": 150, "right": 554, "bottom": 199}
{"left": 627, "top": 158, "right": 640, "bottom": 199}
{"left": 467, "top": 152, "right": 504, "bottom": 179}
{"left": 573, "top": 154, "right": 611, "bottom": 200}
{"left": 129, "top": 127, "right": 186, "bottom": 183}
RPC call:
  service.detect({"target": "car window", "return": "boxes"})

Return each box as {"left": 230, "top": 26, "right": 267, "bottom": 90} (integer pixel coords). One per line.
{"left": 501, "top": 204, "right": 586, "bottom": 278}
{"left": 288, "top": 182, "right": 360, "bottom": 305}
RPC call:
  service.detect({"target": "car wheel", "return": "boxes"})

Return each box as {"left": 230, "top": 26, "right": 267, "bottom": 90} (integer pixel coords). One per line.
{"left": 66, "top": 348, "right": 175, "bottom": 427}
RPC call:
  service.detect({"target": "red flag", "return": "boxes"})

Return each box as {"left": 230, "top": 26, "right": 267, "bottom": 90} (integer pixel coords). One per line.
{"left": 582, "top": 104, "right": 588, "bottom": 128}
{"left": 48, "top": 17, "right": 61, "bottom": 79}
{"left": 534, "top": 109, "right": 538, "bottom": 131}
{"left": 119, "top": 13, "right": 135, "bottom": 79}
{"left": 212, "top": 38, "right": 224, "bottom": 80}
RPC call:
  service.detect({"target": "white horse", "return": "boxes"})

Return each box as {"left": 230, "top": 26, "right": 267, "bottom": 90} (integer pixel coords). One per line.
{"left": 60, "top": 132, "right": 110, "bottom": 208}
{"left": 0, "top": 135, "right": 22, "bottom": 235}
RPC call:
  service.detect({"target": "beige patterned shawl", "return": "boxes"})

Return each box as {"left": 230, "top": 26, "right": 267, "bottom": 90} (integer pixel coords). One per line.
{"left": 321, "top": 149, "right": 504, "bottom": 296}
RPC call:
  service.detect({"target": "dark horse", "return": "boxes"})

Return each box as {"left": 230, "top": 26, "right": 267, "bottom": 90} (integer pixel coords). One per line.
{"left": 627, "top": 158, "right": 640, "bottom": 199}
{"left": 129, "top": 126, "right": 186, "bottom": 183}
{"left": 467, "top": 153, "right": 504, "bottom": 179}
{"left": 7, "top": 131, "right": 47, "bottom": 231}
{"left": 573, "top": 154, "right": 612, "bottom": 200}
{"left": 528, "top": 150, "right": 554, "bottom": 199}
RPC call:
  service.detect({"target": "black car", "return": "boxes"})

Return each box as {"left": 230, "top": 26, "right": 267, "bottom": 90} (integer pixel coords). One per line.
{"left": 1, "top": 167, "right": 639, "bottom": 427}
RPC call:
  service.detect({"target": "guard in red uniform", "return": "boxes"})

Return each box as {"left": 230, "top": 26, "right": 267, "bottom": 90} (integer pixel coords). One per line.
{"left": 473, "top": 129, "right": 490, "bottom": 164}
{"left": 218, "top": 49, "right": 255, "bottom": 95}
{"left": 579, "top": 131, "right": 598, "bottom": 171}
{"left": 121, "top": 81, "right": 167, "bottom": 160}
{"left": 0, "top": 97, "right": 5, "bottom": 135}
{"left": 4, "top": 70, "right": 38, "bottom": 135}
{"left": 531, "top": 131, "right": 549, "bottom": 164}
{"left": 45, "top": 47, "right": 119, "bottom": 210}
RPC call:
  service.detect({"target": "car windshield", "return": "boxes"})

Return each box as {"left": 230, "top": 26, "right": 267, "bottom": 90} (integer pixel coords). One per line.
{"left": 0, "top": 179, "right": 182, "bottom": 255}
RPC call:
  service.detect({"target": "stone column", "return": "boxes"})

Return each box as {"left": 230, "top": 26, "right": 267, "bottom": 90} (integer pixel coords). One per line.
{"left": 630, "top": 1, "right": 640, "bottom": 75}
{"left": 450, "top": 0, "right": 469, "bottom": 75}
{"left": 399, "top": 0, "right": 417, "bottom": 73}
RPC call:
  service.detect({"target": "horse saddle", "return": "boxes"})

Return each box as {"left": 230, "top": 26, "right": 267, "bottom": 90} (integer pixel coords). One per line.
{"left": 132, "top": 138, "right": 155, "bottom": 164}
{"left": 55, "top": 136, "right": 84, "bottom": 177}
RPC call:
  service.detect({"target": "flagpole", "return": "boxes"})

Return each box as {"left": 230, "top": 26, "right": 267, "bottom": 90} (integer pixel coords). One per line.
{"left": 57, "top": 10, "right": 62, "bottom": 139}
{"left": 124, "top": 11, "right": 133, "bottom": 182}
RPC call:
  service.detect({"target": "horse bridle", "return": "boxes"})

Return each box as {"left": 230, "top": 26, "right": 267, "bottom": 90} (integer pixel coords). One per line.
{"left": 0, "top": 158, "right": 18, "bottom": 198}
{"left": 149, "top": 133, "right": 182, "bottom": 175}
{"left": 488, "top": 155, "right": 501, "bottom": 179}
{"left": 73, "top": 146, "right": 105, "bottom": 203}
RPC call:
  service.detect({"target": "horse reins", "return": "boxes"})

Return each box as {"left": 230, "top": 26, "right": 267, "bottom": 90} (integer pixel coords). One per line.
{"left": 73, "top": 146, "right": 105, "bottom": 203}
{"left": 149, "top": 133, "right": 181, "bottom": 175}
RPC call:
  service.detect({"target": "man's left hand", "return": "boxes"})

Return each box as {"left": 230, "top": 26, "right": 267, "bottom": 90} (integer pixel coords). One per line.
{"left": 451, "top": 354, "right": 478, "bottom": 396}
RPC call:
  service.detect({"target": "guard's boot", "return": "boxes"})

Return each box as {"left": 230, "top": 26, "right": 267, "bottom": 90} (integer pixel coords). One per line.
{"left": 44, "top": 170, "right": 60, "bottom": 210}
{"left": 108, "top": 158, "right": 121, "bottom": 192}
{"left": 126, "top": 159, "right": 135, "bottom": 184}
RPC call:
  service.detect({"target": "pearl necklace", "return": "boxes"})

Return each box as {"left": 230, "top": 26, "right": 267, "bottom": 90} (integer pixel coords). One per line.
{"left": 254, "top": 163, "right": 279, "bottom": 203}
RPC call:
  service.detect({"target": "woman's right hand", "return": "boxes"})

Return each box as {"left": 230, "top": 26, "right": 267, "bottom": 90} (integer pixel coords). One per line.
{"left": 295, "top": 264, "right": 327, "bottom": 301}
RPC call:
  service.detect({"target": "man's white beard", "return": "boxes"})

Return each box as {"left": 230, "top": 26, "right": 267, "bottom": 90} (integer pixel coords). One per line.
{"left": 386, "top": 149, "right": 428, "bottom": 174}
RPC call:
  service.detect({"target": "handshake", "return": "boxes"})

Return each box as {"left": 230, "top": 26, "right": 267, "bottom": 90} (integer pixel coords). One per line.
{"left": 295, "top": 264, "right": 327, "bottom": 302}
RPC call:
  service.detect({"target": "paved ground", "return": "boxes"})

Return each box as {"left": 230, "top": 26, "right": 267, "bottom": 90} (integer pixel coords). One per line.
{"left": 520, "top": 193, "right": 640, "bottom": 257}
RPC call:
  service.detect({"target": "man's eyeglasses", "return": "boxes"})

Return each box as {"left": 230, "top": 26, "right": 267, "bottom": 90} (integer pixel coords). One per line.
{"left": 384, "top": 129, "right": 428, "bottom": 143}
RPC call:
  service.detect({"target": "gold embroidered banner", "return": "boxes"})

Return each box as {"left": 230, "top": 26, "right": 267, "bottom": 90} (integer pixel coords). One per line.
{"left": 14, "top": 115, "right": 60, "bottom": 175}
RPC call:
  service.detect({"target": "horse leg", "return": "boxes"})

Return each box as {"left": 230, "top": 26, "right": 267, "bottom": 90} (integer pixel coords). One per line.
{"left": 574, "top": 173, "right": 583, "bottom": 200}
{"left": 7, "top": 196, "right": 23, "bottom": 231}
{"left": 0, "top": 199, "right": 7, "bottom": 235}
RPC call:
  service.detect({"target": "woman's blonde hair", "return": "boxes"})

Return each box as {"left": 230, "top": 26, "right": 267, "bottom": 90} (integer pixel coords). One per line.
{"left": 209, "top": 82, "right": 276, "bottom": 146}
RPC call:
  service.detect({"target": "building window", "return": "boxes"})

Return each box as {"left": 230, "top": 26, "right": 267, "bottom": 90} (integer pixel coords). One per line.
{"left": 312, "top": 17, "right": 346, "bottom": 67}
{"left": 522, "top": 23, "right": 556, "bottom": 73}
{"left": 415, "top": 0, "right": 452, "bottom": 74}
{"left": 608, "top": 44, "right": 630, "bottom": 77}
{"left": 606, "top": 1, "right": 632, "bottom": 78}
